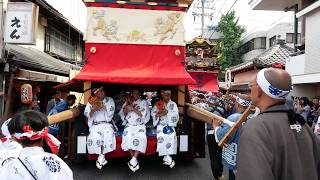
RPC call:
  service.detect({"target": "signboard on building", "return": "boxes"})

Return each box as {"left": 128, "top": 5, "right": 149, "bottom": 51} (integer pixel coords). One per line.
{"left": 4, "top": 2, "right": 38, "bottom": 45}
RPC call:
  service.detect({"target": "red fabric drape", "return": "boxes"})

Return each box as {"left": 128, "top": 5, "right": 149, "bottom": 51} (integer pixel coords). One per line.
{"left": 74, "top": 43, "right": 195, "bottom": 85}
{"left": 88, "top": 136, "right": 157, "bottom": 159}
{"left": 188, "top": 71, "right": 219, "bottom": 93}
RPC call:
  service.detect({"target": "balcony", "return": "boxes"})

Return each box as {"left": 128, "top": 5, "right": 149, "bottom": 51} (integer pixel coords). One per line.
{"left": 286, "top": 52, "right": 320, "bottom": 84}
{"left": 286, "top": 52, "right": 305, "bottom": 76}
{"left": 249, "top": 0, "right": 300, "bottom": 10}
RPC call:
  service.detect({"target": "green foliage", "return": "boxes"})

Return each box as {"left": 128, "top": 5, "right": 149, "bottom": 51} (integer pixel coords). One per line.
{"left": 217, "top": 11, "right": 245, "bottom": 80}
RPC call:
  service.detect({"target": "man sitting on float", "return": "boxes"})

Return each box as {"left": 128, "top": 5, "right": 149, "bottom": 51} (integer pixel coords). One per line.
{"left": 151, "top": 89, "right": 179, "bottom": 168}
{"left": 84, "top": 87, "right": 116, "bottom": 170}
{"left": 119, "top": 88, "right": 150, "bottom": 172}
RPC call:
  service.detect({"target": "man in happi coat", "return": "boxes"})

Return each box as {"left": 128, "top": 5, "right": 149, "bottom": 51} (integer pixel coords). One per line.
{"left": 0, "top": 119, "right": 23, "bottom": 167}
{"left": 151, "top": 89, "right": 179, "bottom": 168}
{"left": 84, "top": 87, "right": 116, "bottom": 169}
{"left": 0, "top": 110, "right": 73, "bottom": 180}
{"left": 237, "top": 68, "right": 320, "bottom": 180}
{"left": 119, "top": 89, "right": 150, "bottom": 172}
{"left": 212, "top": 94, "right": 251, "bottom": 180}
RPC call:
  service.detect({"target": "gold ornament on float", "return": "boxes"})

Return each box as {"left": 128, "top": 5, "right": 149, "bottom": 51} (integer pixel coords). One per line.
{"left": 90, "top": 47, "right": 97, "bottom": 54}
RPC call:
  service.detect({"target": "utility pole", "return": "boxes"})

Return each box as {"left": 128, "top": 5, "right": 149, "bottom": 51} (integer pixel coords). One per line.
{"left": 201, "top": 0, "right": 204, "bottom": 37}
{"left": 192, "top": 0, "right": 215, "bottom": 38}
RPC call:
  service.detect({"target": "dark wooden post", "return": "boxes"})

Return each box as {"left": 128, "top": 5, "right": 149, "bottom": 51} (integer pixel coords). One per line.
{"left": 3, "top": 71, "right": 15, "bottom": 122}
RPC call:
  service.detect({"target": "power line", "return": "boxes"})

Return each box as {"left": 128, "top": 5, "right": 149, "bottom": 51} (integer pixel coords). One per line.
{"left": 190, "top": 0, "right": 217, "bottom": 38}
{"left": 206, "top": 0, "right": 227, "bottom": 38}
{"left": 226, "top": 0, "right": 240, "bottom": 15}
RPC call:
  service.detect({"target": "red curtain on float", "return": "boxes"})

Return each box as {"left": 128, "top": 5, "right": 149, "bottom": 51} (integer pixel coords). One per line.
{"left": 73, "top": 43, "right": 195, "bottom": 85}
{"left": 188, "top": 71, "right": 219, "bottom": 93}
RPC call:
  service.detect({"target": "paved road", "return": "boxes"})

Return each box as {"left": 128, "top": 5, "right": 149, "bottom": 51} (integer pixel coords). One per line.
{"left": 70, "top": 148, "right": 220, "bottom": 180}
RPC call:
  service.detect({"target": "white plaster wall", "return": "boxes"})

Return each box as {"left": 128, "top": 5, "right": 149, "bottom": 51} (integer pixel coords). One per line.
{"left": 305, "top": 8, "right": 320, "bottom": 74}
{"left": 21, "top": 20, "right": 45, "bottom": 52}
{"left": 291, "top": 83, "right": 320, "bottom": 98}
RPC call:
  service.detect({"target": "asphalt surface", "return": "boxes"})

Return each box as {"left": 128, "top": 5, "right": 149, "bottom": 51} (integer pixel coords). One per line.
{"left": 70, "top": 147, "right": 222, "bottom": 180}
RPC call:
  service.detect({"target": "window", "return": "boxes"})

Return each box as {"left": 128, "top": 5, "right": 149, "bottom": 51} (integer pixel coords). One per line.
{"left": 269, "top": 36, "right": 276, "bottom": 47}
{"left": 45, "top": 26, "right": 83, "bottom": 63}
{"left": 239, "top": 37, "right": 266, "bottom": 54}
{"left": 254, "top": 37, "right": 266, "bottom": 49}
{"left": 286, "top": 33, "right": 301, "bottom": 44}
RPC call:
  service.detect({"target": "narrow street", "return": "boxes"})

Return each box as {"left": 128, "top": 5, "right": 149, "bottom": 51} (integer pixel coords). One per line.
{"left": 71, "top": 148, "right": 222, "bottom": 180}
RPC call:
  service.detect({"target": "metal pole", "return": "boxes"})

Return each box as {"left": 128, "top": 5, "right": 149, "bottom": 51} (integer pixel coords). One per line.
{"left": 0, "top": 0, "right": 4, "bottom": 122}
{"left": 294, "top": 4, "right": 298, "bottom": 52}
{"left": 201, "top": 0, "right": 204, "bottom": 37}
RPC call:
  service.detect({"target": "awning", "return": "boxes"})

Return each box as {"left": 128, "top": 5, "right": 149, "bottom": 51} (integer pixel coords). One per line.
{"left": 15, "top": 69, "right": 69, "bottom": 83}
{"left": 187, "top": 71, "right": 218, "bottom": 93}
{"left": 6, "top": 44, "right": 81, "bottom": 75}
{"left": 53, "top": 80, "right": 84, "bottom": 92}
{"left": 73, "top": 43, "right": 195, "bottom": 85}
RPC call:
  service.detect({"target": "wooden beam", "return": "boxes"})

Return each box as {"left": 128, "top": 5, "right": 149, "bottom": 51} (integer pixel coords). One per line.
{"left": 218, "top": 105, "right": 254, "bottom": 147}
{"left": 48, "top": 107, "right": 81, "bottom": 125}
{"left": 186, "top": 103, "right": 229, "bottom": 124}
{"left": 83, "top": 81, "right": 91, "bottom": 104}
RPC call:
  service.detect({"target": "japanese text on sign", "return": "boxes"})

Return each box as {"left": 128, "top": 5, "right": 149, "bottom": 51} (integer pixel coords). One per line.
{"left": 4, "top": 2, "right": 38, "bottom": 44}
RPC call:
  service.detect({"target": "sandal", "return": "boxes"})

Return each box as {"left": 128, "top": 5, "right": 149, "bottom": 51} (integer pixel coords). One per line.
{"left": 128, "top": 161, "right": 140, "bottom": 172}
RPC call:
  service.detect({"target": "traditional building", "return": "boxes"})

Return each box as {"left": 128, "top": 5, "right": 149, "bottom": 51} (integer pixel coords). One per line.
{"left": 249, "top": 0, "right": 320, "bottom": 99}
{"left": 223, "top": 40, "right": 294, "bottom": 92}
{"left": 1, "top": 0, "right": 84, "bottom": 120}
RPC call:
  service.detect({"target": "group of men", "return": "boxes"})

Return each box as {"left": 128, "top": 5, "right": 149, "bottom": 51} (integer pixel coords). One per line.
{"left": 197, "top": 68, "right": 320, "bottom": 180}
{"left": 84, "top": 87, "right": 179, "bottom": 172}
{"left": 0, "top": 68, "right": 320, "bottom": 180}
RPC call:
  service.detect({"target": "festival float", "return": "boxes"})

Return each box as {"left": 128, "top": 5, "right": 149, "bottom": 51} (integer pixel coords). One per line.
{"left": 185, "top": 37, "right": 220, "bottom": 94}
{"left": 49, "top": 0, "right": 234, "bottom": 161}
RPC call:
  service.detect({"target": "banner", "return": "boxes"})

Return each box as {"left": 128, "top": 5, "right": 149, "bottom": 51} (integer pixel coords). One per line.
{"left": 86, "top": 7, "right": 185, "bottom": 46}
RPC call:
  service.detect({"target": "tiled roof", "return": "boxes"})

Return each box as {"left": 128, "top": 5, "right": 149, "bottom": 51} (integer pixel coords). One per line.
{"left": 7, "top": 44, "right": 81, "bottom": 75}
{"left": 228, "top": 43, "right": 294, "bottom": 73}
{"left": 228, "top": 61, "right": 254, "bottom": 72}
{"left": 255, "top": 44, "right": 294, "bottom": 66}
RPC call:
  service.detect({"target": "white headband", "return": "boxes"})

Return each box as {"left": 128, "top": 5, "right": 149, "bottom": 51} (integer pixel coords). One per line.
{"left": 236, "top": 96, "right": 251, "bottom": 107}
{"left": 256, "top": 69, "right": 291, "bottom": 100}
{"left": 93, "top": 87, "right": 104, "bottom": 95}
{"left": 1, "top": 119, "right": 11, "bottom": 137}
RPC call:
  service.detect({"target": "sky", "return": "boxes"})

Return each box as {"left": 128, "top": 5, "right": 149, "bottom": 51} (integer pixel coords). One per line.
{"left": 44, "top": 0, "right": 294, "bottom": 41}
{"left": 184, "top": 0, "right": 294, "bottom": 41}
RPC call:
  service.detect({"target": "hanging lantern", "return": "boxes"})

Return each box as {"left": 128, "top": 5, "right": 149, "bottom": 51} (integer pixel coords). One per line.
{"left": 21, "top": 84, "right": 33, "bottom": 104}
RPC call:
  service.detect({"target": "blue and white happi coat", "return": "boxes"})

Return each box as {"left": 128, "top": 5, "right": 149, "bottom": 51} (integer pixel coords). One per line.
{"left": 215, "top": 113, "right": 242, "bottom": 171}
{"left": 151, "top": 100, "right": 179, "bottom": 156}
{"left": 119, "top": 99, "right": 150, "bottom": 153}
{"left": 84, "top": 97, "right": 116, "bottom": 155}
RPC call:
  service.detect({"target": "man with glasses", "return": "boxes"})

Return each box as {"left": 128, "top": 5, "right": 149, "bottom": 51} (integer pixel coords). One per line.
{"left": 237, "top": 68, "right": 320, "bottom": 180}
